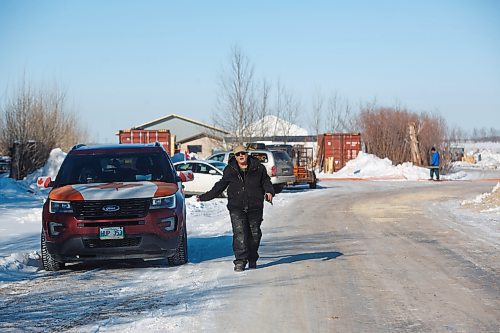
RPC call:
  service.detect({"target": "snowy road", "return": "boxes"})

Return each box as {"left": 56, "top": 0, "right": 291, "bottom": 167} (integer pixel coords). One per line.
{"left": 1, "top": 180, "right": 499, "bottom": 332}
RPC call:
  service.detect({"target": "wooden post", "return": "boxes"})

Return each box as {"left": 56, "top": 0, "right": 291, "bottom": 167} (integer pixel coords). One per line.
{"left": 408, "top": 122, "right": 422, "bottom": 166}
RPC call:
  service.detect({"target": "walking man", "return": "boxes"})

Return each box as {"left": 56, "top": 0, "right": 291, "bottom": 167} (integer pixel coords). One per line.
{"left": 197, "top": 145, "right": 274, "bottom": 272}
{"left": 429, "top": 147, "right": 440, "bottom": 180}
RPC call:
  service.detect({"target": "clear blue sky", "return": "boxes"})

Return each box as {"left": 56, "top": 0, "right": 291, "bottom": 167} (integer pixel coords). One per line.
{"left": 1, "top": 0, "right": 499, "bottom": 143}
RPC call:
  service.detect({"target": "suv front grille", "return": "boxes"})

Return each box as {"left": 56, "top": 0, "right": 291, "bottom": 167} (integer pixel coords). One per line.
{"left": 83, "top": 237, "right": 142, "bottom": 248}
{"left": 72, "top": 199, "right": 150, "bottom": 220}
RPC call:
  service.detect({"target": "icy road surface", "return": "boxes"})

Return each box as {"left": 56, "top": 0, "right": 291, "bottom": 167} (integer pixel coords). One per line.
{"left": 0, "top": 180, "right": 499, "bottom": 332}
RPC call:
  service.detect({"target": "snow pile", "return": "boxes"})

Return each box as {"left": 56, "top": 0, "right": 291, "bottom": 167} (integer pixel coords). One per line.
{"left": 17, "top": 148, "right": 67, "bottom": 195}
{"left": 319, "top": 151, "right": 429, "bottom": 180}
{"left": 185, "top": 197, "right": 231, "bottom": 237}
{"left": 472, "top": 150, "right": 500, "bottom": 169}
{"left": 0, "top": 252, "right": 41, "bottom": 283}
{"left": 318, "top": 147, "right": 500, "bottom": 181}
{"left": 0, "top": 176, "right": 37, "bottom": 203}
{"left": 453, "top": 149, "right": 500, "bottom": 170}
{"left": 0, "top": 148, "right": 67, "bottom": 281}
{"left": 247, "top": 115, "right": 308, "bottom": 136}
{"left": 42, "top": 148, "right": 67, "bottom": 179}
{"left": 461, "top": 182, "right": 500, "bottom": 213}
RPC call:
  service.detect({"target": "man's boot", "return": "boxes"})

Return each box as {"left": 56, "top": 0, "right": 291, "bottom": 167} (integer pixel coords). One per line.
{"left": 234, "top": 263, "right": 245, "bottom": 272}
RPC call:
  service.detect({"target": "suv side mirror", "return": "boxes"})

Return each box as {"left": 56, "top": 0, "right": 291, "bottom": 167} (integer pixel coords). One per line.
{"left": 37, "top": 176, "right": 54, "bottom": 188}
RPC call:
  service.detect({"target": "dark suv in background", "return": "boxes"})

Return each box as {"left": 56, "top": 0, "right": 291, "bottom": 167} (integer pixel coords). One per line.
{"left": 38, "top": 143, "right": 192, "bottom": 271}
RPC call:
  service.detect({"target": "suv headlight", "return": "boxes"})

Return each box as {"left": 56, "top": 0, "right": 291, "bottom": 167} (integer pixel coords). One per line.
{"left": 150, "top": 195, "right": 176, "bottom": 209}
{"left": 49, "top": 200, "right": 74, "bottom": 213}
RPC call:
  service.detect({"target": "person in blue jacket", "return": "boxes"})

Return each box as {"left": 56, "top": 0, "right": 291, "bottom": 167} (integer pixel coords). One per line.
{"left": 429, "top": 147, "right": 440, "bottom": 180}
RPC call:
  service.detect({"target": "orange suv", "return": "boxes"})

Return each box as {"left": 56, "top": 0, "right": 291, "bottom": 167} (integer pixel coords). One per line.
{"left": 38, "top": 143, "right": 192, "bottom": 271}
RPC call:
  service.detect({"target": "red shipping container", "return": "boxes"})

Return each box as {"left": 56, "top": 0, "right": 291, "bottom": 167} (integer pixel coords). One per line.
{"left": 118, "top": 129, "right": 172, "bottom": 155}
{"left": 317, "top": 133, "right": 361, "bottom": 172}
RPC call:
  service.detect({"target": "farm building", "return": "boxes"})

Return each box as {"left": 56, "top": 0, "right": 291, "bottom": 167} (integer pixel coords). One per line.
{"left": 129, "top": 114, "right": 231, "bottom": 158}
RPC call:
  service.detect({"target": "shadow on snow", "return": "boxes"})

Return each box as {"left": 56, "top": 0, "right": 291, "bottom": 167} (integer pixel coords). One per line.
{"left": 259, "top": 251, "right": 343, "bottom": 269}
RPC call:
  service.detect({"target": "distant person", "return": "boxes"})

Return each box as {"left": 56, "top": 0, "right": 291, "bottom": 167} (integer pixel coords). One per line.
{"left": 429, "top": 147, "right": 440, "bottom": 180}
{"left": 196, "top": 145, "right": 274, "bottom": 272}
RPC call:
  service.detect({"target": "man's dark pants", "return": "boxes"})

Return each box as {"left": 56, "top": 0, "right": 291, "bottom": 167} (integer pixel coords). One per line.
{"left": 229, "top": 209, "right": 263, "bottom": 266}
{"left": 430, "top": 166, "right": 440, "bottom": 180}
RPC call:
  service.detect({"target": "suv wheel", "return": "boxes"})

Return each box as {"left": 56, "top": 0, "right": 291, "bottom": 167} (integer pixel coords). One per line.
{"left": 41, "top": 232, "right": 65, "bottom": 271}
{"left": 168, "top": 226, "right": 188, "bottom": 266}
{"left": 273, "top": 184, "right": 285, "bottom": 194}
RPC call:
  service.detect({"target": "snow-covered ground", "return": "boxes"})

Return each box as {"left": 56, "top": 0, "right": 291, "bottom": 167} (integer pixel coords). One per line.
{"left": 0, "top": 145, "right": 498, "bottom": 331}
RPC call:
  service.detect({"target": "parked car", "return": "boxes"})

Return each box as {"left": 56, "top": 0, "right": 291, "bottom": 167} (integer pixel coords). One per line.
{"left": 266, "top": 144, "right": 318, "bottom": 189}
{"left": 206, "top": 149, "right": 295, "bottom": 193}
{"left": 0, "top": 156, "right": 10, "bottom": 174}
{"left": 173, "top": 160, "right": 227, "bottom": 196}
{"left": 37, "top": 143, "right": 193, "bottom": 271}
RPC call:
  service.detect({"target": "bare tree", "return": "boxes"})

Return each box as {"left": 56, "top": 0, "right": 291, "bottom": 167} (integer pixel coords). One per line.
{"left": 309, "top": 89, "right": 324, "bottom": 135}
{"left": 253, "top": 78, "right": 271, "bottom": 137}
{"left": 213, "top": 45, "right": 260, "bottom": 142}
{"left": 358, "top": 106, "right": 447, "bottom": 165}
{"left": 0, "top": 79, "right": 87, "bottom": 179}
{"left": 272, "top": 80, "right": 285, "bottom": 136}
{"left": 272, "top": 81, "right": 301, "bottom": 139}
{"left": 325, "top": 92, "right": 358, "bottom": 133}
{"left": 488, "top": 127, "right": 497, "bottom": 140}
{"left": 416, "top": 112, "right": 447, "bottom": 165}
{"left": 448, "top": 125, "right": 470, "bottom": 143}
{"left": 479, "top": 127, "right": 488, "bottom": 139}
{"left": 325, "top": 91, "right": 341, "bottom": 132}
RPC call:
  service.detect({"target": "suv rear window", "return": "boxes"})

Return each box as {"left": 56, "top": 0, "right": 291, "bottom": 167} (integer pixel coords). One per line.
{"left": 272, "top": 151, "right": 292, "bottom": 162}
{"left": 56, "top": 152, "right": 176, "bottom": 186}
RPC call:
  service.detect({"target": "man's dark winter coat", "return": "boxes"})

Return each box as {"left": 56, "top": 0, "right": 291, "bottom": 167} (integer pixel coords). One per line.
{"left": 198, "top": 155, "right": 274, "bottom": 211}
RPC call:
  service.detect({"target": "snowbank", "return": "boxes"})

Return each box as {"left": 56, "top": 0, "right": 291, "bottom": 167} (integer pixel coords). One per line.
{"left": 318, "top": 148, "right": 500, "bottom": 181}
{"left": 16, "top": 148, "right": 67, "bottom": 196}
{"left": 42, "top": 148, "right": 67, "bottom": 179}
{"left": 0, "top": 148, "right": 67, "bottom": 281}
{"left": 318, "top": 151, "right": 429, "bottom": 180}
{"left": 453, "top": 149, "right": 500, "bottom": 170}
{"left": 0, "top": 252, "right": 41, "bottom": 283}
{"left": 461, "top": 182, "right": 500, "bottom": 213}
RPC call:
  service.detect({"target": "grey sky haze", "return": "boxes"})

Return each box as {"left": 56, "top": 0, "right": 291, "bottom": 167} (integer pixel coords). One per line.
{"left": 1, "top": 0, "right": 499, "bottom": 142}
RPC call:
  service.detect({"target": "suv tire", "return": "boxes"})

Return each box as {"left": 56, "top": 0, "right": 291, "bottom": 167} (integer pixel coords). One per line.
{"left": 41, "top": 232, "right": 65, "bottom": 271}
{"left": 167, "top": 226, "right": 188, "bottom": 266}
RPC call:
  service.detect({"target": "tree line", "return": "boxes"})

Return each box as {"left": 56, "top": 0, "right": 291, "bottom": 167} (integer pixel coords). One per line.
{"left": 213, "top": 46, "right": 465, "bottom": 167}
{"left": 0, "top": 79, "right": 87, "bottom": 179}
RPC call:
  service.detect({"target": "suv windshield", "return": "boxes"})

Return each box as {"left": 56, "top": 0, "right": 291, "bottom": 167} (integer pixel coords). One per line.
{"left": 56, "top": 152, "right": 175, "bottom": 186}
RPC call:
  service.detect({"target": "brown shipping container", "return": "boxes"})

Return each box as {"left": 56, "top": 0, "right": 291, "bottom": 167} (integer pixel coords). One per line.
{"left": 317, "top": 133, "right": 361, "bottom": 172}
{"left": 118, "top": 129, "right": 172, "bottom": 154}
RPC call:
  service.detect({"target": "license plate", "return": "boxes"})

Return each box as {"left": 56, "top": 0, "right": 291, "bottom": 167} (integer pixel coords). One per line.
{"left": 99, "top": 227, "right": 124, "bottom": 240}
